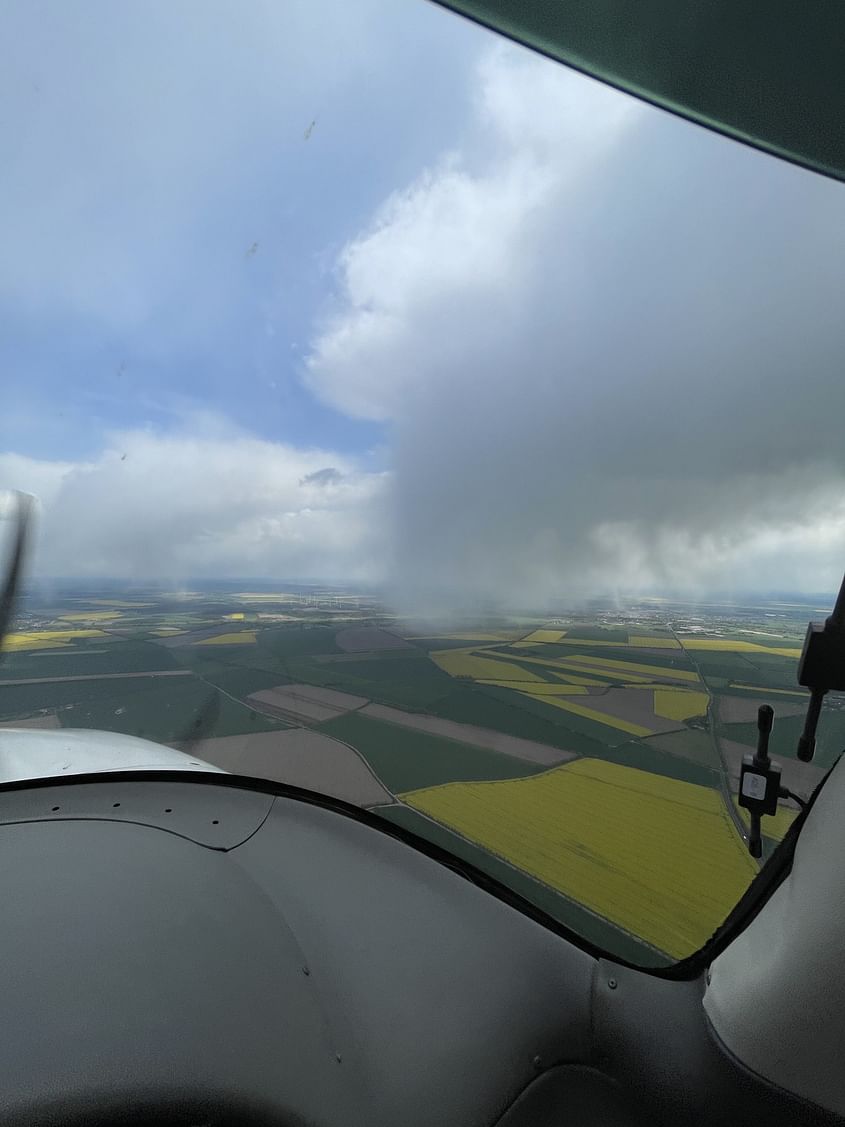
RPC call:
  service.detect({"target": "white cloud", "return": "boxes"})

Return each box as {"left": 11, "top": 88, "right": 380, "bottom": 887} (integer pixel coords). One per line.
{"left": 305, "top": 45, "right": 845, "bottom": 604}
{"left": 0, "top": 0, "right": 467, "bottom": 333}
{"left": 0, "top": 424, "right": 388, "bottom": 581}
{"left": 307, "top": 45, "right": 636, "bottom": 420}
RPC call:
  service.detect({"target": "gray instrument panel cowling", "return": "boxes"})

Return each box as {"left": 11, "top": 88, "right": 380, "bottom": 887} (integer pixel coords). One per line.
{"left": 0, "top": 779, "right": 596, "bottom": 1126}
{"left": 1, "top": 774, "right": 836, "bottom": 1127}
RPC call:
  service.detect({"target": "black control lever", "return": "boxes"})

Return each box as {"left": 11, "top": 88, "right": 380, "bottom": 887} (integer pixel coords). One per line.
{"left": 738, "top": 705, "right": 781, "bottom": 859}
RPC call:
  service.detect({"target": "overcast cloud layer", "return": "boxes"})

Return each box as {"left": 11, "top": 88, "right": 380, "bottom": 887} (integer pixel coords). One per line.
{"left": 3, "top": 7, "right": 845, "bottom": 603}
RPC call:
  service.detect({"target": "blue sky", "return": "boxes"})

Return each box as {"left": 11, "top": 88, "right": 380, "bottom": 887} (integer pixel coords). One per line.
{"left": 4, "top": 0, "right": 845, "bottom": 598}
{"left": 1, "top": 0, "right": 481, "bottom": 462}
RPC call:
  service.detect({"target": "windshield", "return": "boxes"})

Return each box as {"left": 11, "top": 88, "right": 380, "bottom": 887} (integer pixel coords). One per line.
{"left": 3, "top": 0, "right": 844, "bottom": 971}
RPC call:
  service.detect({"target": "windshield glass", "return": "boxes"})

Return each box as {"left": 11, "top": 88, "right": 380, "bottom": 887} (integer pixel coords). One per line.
{"left": 3, "top": 0, "right": 844, "bottom": 970}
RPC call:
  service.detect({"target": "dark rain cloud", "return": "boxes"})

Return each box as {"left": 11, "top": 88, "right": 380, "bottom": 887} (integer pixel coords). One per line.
{"left": 300, "top": 467, "right": 345, "bottom": 487}
{"left": 308, "top": 48, "right": 845, "bottom": 607}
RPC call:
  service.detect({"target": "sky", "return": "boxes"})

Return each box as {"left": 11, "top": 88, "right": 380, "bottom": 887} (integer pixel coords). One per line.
{"left": 3, "top": 0, "right": 845, "bottom": 606}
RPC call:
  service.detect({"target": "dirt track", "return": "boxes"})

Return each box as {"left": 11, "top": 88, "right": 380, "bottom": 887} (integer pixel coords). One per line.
{"left": 0, "top": 670, "right": 192, "bottom": 687}
{"left": 360, "top": 703, "right": 575, "bottom": 766}
{"left": 247, "top": 683, "right": 368, "bottom": 724}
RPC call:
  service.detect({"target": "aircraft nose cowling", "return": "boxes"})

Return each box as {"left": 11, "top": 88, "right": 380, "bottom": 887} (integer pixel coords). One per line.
{"left": 0, "top": 726, "right": 223, "bottom": 784}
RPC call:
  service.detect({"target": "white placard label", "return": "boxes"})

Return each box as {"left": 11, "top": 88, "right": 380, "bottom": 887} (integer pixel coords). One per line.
{"left": 742, "top": 772, "right": 767, "bottom": 801}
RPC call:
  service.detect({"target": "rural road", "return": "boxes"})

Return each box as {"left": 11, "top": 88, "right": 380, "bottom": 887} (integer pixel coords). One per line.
{"left": 670, "top": 629, "right": 751, "bottom": 853}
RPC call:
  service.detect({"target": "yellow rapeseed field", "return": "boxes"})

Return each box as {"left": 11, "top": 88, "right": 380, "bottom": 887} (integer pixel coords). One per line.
{"left": 653, "top": 689, "right": 710, "bottom": 721}
{"left": 522, "top": 629, "right": 567, "bottom": 643}
{"left": 196, "top": 631, "right": 257, "bottom": 646}
{"left": 223, "top": 612, "right": 246, "bottom": 621}
{"left": 402, "top": 759, "right": 757, "bottom": 958}
{"left": 431, "top": 649, "right": 545, "bottom": 682}
{"left": 681, "top": 639, "right": 801, "bottom": 658}
{"left": 2, "top": 629, "right": 107, "bottom": 652}
{"left": 531, "top": 696, "right": 654, "bottom": 737}
{"left": 561, "top": 654, "right": 701, "bottom": 682}
{"left": 494, "top": 651, "right": 653, "bottom": 683}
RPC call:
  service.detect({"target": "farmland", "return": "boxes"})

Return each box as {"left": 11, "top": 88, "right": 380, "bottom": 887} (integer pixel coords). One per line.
{"left": 319, "top": 710, "right": 550, "bottom": 793}
{"left": 0, "top": 581, "right": 836, "bottom": 967}
{"left": 3, "top": 629, "right": 108, "bottom": 651}
{"left": 401, "top": 758, "right": 758, "bottom": 959}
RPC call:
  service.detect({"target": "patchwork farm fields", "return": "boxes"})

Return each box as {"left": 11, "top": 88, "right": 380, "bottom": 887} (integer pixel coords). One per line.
{"left": 2, "top": 582, "right": 840, "bottom": 965}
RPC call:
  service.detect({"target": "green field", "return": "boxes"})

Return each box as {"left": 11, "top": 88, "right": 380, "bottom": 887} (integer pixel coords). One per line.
{"left": 556, "top": 626, "right": 630, "bottom": 643}
{"left": 692, "top": 661, "right": 759, "bottom": 684}
{"left": 59, "top": 676, "right": 286, "bottom": 744}
{"left": 600, "top": 739, "right": 719, "bottom": 788}
{"left": 738, "top": 656, "right": 804, "bottom": 689}
{"left": 285, "top": 652, "right": 456, "bottom": 710}
{"left": 0, "top": 639, "right": 180, "bottom": 680}
{"left": 174, "top": 645, "right": 292, "bottom": 679}
{"left": 256, "top": 626, "right": 341, "bottom": 658}
{"left": 718, "top": 709, "right": 845, "bottom": 769}
{"left": 0, "top": 676, "right": 175, "bottom": 718}
{"left": 643, "top": 729, "right": 723, "bottom": 770}
{"left": 318, "top": 710, "right": 540, "bottom": 793}
{"left": 426, "top": 686, "right": 607, "bottom": 755}
{"left": 689, "top": 649, "right": 801, "bottom": 690}
{"left": 186, "top": 662, "right": 288, "bottom": 699}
